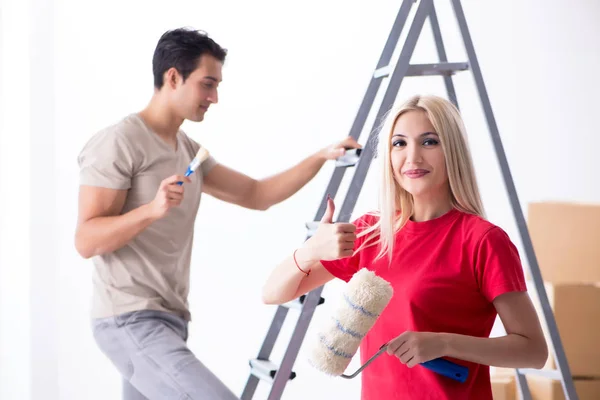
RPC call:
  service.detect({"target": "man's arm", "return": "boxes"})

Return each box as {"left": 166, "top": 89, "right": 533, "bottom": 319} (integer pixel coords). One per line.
{"left": 202, "top": 136, "right": 361, "bottom": 210}
{"left": 74, "top": 174, "right": 190, "bottom": 259}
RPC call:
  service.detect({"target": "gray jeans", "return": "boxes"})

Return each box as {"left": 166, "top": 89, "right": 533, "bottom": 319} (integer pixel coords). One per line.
{"left": 92, "top": 310, "right": 239, "bottom": 400}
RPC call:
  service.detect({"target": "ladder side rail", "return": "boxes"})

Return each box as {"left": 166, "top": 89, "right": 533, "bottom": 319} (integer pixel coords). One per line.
{"left": 428, "top": 2, "right": 460, "bottom": 108}
{"left": 267, "top": 286, "right": 326, "bottom": 399}
{"left": 314, "top": 0, "right": 416, "bottom": 221}
{"left": 449, "top": 1, "right": 578, "bottom": 399}
{"left": 339, "top": 0, "right": 434, "bottom": 222}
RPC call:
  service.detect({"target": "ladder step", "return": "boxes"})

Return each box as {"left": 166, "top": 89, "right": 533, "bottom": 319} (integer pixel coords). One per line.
{"left": 373, "top": 65, "right": 392, "bottom": 79}
{"left": 249, "top": 359, "right": 297, "bottom": 382}
{"left": 516, "top": 368, "right": 561, "bottom": 380}
{"left": 282, "top": 294, "right": 325, "bottom": 310}
{"left": 373, "top": 62, "right": 468, "bottom": 79}
{"left": 335, "top": 148, "right": 362, "bottom": 168}
{"left": 406, "top": 62, "right": 469, "bottom": 76}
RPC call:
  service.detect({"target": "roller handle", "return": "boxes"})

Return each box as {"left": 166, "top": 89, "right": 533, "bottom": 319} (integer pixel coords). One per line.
{"left": 421, "top": 358, "right": 469, "bottom": 383}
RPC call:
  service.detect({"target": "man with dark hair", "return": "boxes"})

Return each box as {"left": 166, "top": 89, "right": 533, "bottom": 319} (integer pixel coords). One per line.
{"left": 75, "top": 27, "right": 360, "bottom": 399}
{"left": 152, "top": 28, "right": 228, "bottom": 89}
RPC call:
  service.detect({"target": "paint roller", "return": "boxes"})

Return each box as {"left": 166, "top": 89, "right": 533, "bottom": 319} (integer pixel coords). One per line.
{"left": 308, "top": 268, "right": 469, "bottom": 383}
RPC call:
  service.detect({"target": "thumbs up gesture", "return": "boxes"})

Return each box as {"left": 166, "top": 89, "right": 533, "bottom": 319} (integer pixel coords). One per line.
{"left": 305, "top": 197, "right": 358, "bottom": 261}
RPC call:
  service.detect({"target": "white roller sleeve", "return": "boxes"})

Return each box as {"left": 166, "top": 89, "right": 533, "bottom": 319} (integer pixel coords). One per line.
{"left": 308, "top": 268, "right": 394, "bottom": 376}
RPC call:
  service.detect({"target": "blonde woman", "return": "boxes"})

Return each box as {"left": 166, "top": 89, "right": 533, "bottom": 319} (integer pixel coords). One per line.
{"left": 262, "top": 95, "right": 548, "bottom": 400}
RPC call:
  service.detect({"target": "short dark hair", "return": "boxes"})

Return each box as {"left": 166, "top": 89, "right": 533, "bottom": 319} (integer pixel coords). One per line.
{"left": 152, "top": 28, "right": 227, "bottom": 89}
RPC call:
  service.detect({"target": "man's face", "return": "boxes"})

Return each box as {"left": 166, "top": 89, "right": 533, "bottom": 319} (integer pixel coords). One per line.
{"left": 171, "top": 54, "right": 222, "bottom": 122}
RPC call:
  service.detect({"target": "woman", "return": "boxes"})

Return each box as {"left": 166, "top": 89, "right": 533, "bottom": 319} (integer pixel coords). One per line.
{"left": 262, "top": 95, "right": 548, "bottom": 399}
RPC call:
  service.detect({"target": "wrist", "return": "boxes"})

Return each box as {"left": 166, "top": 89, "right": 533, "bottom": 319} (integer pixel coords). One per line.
{"left": 299, "top": 240, "right": 321, "bottom": 262}
{"left": 142, "top": 202, "right": 161, "bottom": 223}
{"left": 292, "top": 248, "right": 312, "bottom": 277}
{"left": 295, "top": 246, "right": 318, "bottom": 265}
{"left": 438, "top": 332, "right": 454, "bottom": 358}
{"left": 314, "top": 147, "right": 330, "bottom": 163}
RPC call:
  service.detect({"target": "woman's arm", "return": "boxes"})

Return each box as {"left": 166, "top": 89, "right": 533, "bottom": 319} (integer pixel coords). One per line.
{"left": 261, "top": 248, "right": 335, "bottom": 304}
{"left": 442, "top": 291, "right": 548, "bottom": 368}
{"left": 388, "top": 291, "right": 548, "bottom": 369}
{"left": 262, "top": 197, "right": 357, "bottom": 304}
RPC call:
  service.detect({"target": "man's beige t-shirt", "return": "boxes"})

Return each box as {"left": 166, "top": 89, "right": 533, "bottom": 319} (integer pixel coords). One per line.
{"left": 78, "top": 114, "right": 216, "bottom": 321}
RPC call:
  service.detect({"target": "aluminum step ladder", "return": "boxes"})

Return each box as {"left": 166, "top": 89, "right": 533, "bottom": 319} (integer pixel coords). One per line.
{"left": 241, "top": 1, "right": 578, "bottom": 399}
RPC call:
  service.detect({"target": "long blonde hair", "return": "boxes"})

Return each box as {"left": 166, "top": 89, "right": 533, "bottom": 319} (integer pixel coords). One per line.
{"left": 358, "top": 94, "right": 485, "bottom": 261}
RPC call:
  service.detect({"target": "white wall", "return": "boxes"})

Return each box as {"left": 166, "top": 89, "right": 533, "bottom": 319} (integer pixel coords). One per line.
{"left": 0, "top": 0, "right": 32, "bottom": 398}
{"left": 1, "top": 0, "right": 599, "bottom": 399}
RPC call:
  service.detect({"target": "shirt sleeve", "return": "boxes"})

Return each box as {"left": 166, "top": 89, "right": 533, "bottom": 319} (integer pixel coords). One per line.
{"left": 200, "top": 155, "right": 218, "bottom": 176}
{"left": 320, "top": 214, "right": 376, "bottom": 282}
{"left": 475, "top": 226, "right": 527, "bottom": 302}
{"left": 77, "top": 131, "right": 135, "bottom": 190}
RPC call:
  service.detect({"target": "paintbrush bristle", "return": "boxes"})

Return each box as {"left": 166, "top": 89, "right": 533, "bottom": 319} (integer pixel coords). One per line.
{"left": 195, "top": 147, "right": 210, "bottom": 163}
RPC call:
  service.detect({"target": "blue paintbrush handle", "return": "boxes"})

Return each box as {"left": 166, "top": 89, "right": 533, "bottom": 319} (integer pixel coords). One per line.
{"left": 176, "top": 167, "right": 193, "bottom": 186}
{"left": 421, "top": 358, "right": 468, "bottom": 383}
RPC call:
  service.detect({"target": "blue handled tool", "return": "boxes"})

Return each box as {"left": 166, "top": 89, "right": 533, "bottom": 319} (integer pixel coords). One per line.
{"left": 177, "top": 147, "right": 210, "bottom": 186}
{"left": 340, "top": 342, "right": 468, "bottom": 383}
{"left": 421, "top": 357, "right": 469, "bottom": 383}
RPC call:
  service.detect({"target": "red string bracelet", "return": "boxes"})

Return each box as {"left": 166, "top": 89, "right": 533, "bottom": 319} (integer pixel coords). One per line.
{"left": 293, "top": 249, "right": 311, "bottom": 277}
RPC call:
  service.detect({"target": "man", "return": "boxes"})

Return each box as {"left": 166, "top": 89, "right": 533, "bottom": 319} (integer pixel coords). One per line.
{"left": 75, "top": 28, "right": 360, "bottom": 400}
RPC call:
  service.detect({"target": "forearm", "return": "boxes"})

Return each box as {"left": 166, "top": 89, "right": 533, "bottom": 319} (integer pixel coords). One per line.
{"left": 255, "top": 152, "right": 326, "bottom": 209}
{"left": 262, "top": 247, "right": 320, "bottom": 304}
{"left": 441, "top": 332, "right": 547, "bottom": 369}
{"left": 75, "top": 203, "right": 157, "bottom": 258}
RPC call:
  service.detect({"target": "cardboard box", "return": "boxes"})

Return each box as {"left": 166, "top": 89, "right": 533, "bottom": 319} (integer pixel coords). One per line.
{"left": 525, "top": 376, "right": 600, "bottom": 400}
{"left": 492, "top": 375, "right": 516, "bottom": 400}
{"left": 527, "top": 202, "right": 600, "bottom": 284}
{"left": 528, "top": 282, "right": 600, "bottom": 377}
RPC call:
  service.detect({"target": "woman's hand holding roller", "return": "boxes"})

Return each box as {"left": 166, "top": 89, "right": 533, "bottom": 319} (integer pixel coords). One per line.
{"left": 387, "top": 331, "right": 448, "bottom": 368}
